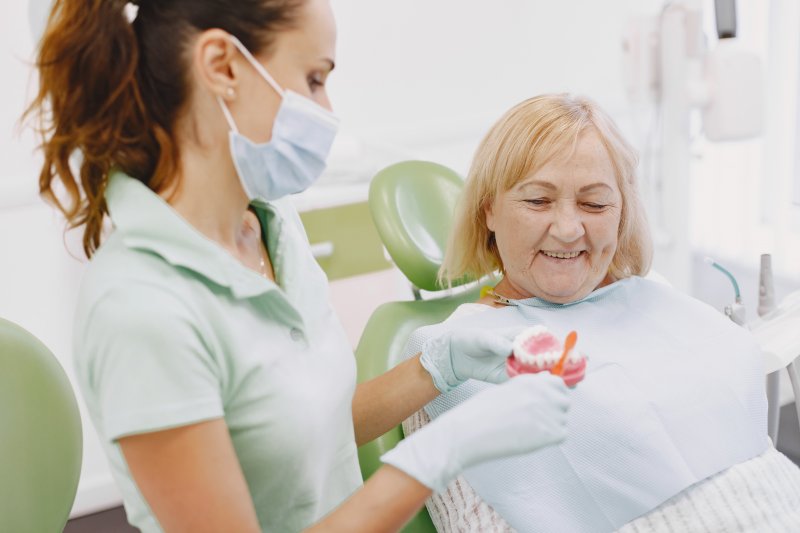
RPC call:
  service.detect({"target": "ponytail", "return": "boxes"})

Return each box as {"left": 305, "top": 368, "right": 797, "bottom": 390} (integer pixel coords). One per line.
{"left": 25, "top": 0, "right": 303, "bottom": 258}
{"left": 25, "top": 1, "right": 162, "bottom": 257}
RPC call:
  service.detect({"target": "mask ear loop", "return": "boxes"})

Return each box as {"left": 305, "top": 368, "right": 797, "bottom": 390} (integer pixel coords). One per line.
{"left": 228, "top": 35, "right": 285, "bottom": 98}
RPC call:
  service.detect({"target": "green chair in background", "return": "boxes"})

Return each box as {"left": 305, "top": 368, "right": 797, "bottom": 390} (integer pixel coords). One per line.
{"left": 368, "top": 160, "right": 465, "bottom": 295}
{"left": 0, "top": 317, "right": 83, "bottom": 533}
{"left": 356, "top": 161, "right": 491, "bottom": 532}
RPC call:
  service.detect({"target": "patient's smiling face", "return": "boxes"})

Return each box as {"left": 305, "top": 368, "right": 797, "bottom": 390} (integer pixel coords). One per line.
{"left": 485, "top": 129, "right": 622, "bottom": 304}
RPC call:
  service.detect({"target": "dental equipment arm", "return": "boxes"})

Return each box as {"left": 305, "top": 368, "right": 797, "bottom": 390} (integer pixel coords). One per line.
{"left": 750, "top": 287, "right": 800, "bottom": 443}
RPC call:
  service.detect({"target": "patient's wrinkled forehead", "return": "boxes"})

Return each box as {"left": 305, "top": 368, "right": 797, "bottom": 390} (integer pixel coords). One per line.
{"left": 510, "top": 139, "right": 620, "bottom": 200}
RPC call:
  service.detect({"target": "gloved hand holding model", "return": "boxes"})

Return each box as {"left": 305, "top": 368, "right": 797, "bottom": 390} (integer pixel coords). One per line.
{"left": 420, "top": 328, "right": 519, "bottom": 393}
{"left": 381, "top": 372, "right": 570, "bottom": 492}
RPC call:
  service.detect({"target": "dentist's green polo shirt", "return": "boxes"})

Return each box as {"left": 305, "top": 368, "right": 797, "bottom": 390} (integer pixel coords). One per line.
{"left": 73, "top": 172, "right": 363, "bottom": 533}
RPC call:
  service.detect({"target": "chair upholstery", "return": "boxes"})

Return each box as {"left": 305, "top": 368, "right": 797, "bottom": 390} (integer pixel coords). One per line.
{"left": 358, "top": 160, "right": 486, "bottom": 532}
{"left": 355, "top": 288, "right": 482, "bottom": 532}
{"left": 0, "top": 317, "right": 82, "bottom": 533}
{"left": 368, "top": 161, "right": 464, "bottom": 292}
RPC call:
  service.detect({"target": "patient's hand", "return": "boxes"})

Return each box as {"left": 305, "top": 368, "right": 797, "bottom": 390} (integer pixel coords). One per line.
{"left": 419, "top": 328, "right": 520, "bottom": 393}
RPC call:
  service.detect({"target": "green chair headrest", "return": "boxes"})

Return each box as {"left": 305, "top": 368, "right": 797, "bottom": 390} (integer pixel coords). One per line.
{"left": 369, "top": 161, "right": 465, "bottom": 292}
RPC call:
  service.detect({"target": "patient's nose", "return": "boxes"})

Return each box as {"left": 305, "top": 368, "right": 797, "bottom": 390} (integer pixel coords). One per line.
{"left": 549, "top": 203, "right": 585, "bottom": 243}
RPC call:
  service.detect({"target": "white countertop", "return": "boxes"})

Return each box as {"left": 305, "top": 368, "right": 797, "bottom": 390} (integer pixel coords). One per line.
{"left": 289, "top": 132, "right": 414, "bottom": 212}
{"left": 289, "top": 132, "right": 478, "bottom": 212}
{"left": 290, "top": 182, "right": 372, "bottom": 212}
{"left": 751, "top": 290, "right": 800, "bottom": 374}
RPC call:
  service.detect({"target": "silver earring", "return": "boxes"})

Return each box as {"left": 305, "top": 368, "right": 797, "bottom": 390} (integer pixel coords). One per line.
{"left": 226, "top": 87, "right": 235, "bottom": 99}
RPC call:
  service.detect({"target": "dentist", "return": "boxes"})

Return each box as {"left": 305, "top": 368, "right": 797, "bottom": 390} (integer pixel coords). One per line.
{"left": 26, "top": 1, "right": 570, "bottom": 531}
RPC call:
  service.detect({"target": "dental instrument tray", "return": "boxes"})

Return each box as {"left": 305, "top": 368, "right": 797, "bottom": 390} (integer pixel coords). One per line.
{"left": 749, "top": 290, "right": 800, "bottom": 374}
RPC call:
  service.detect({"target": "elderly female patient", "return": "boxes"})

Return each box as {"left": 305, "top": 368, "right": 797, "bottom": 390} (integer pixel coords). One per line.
{"left": 401, "top": 94, "right": 800, "bottom": 532}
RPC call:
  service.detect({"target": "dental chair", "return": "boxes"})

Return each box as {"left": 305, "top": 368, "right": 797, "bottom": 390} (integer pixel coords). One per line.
{"left": 0, "top": 317, "right": 83, "bottom": 533}
{"left": 356, "top": 161, "right": 487, "bottom": 532}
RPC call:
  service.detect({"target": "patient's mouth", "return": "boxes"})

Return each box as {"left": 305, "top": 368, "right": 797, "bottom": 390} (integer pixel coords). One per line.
{"left": 540, "top": 250, "right": 585, "bottom": 260}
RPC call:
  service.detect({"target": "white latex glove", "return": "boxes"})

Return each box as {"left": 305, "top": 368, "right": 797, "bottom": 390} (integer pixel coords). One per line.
{"left": 419, "top": 328, "right": 518, "bottom": 393}
{"left": 381, "top": 373, "right": 570, "bottom": 493}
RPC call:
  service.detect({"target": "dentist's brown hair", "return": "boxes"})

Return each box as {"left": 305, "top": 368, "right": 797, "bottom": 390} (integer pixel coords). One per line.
{"left": 24, "top": 0, "right": 302, "bottom": 257}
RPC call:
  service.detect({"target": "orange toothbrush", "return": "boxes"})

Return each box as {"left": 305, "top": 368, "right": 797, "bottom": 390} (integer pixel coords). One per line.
{"left": 551, "top": 331, "right": 577, "bottom": 376}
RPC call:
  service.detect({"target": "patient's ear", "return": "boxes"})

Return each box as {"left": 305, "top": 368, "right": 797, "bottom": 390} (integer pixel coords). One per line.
{"left": 484, "top": 201, "right": 496, "bottom": 232}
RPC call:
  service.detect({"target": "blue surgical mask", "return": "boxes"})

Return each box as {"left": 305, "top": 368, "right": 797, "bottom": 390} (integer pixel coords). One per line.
{"left": 218, "top": 36, "right": 339, "bottom": 202}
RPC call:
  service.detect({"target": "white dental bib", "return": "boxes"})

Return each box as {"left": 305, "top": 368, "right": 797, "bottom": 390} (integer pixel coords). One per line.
{"left": 407, "top": 277, "right": 768, "bottom": 532}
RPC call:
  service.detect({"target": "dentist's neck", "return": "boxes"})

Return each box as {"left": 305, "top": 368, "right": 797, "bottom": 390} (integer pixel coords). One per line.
{"left": 161, "top": 130, "right": 253, "bottom": 253}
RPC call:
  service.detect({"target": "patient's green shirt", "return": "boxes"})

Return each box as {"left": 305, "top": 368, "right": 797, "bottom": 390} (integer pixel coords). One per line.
{"left": 73, "top": 171, "right": 362, "bottom": 532}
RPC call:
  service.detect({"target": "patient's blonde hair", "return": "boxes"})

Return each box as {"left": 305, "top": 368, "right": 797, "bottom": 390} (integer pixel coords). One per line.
{"left": 440, "top": 93, "right": 652, "bottom": 285}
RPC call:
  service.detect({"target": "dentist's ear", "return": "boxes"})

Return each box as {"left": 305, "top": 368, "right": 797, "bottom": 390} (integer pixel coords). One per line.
{"left": 191, "top": 29, "right": 243, "bottom": 101}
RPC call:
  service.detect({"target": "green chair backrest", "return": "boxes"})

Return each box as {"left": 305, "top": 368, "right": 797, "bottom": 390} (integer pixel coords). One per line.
{"left": 354, "top": 287, "right": 482, "bottom": 533}
{"left": 0, "top": 318, "right": 83, "bottom": 533}
{"left": 368, "top": 161, "right": 464, "bottom": 292}
{"left": 358, "top": 161, "right": 486, "bottom": 532}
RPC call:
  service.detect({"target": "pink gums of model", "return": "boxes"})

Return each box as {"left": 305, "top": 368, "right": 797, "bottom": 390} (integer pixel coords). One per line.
{"left": 506, "top": 326, "right": 586, "bottom": 387}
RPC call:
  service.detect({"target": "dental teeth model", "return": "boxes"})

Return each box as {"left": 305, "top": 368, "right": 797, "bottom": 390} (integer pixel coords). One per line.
{"left": 506, "top": 325, "right": 587, "bottom": 387}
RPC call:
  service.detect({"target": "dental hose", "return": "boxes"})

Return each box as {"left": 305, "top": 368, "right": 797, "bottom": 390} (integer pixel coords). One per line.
{"left": 704, "top": 257, "right": 746, "bottom": 325}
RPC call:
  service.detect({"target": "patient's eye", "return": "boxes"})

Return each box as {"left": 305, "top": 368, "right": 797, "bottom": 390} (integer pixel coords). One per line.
{"left": 525, "top": 198, "right": 551, "bottom": 207}
{"left": 582, "top": 202, "right": 608, "bottom": 211}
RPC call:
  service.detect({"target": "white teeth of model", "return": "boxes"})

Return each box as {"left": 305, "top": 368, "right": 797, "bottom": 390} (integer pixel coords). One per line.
{"left": 543, "top": 251, "right": 581, "bottom": 259}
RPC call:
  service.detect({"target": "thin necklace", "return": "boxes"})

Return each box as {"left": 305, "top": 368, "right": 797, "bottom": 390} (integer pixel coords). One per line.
{"left": 246, "top": 207, "right": 270, "bottom": 280}
{"left": 257, "top": 242, "right": 271, "bottom": 279}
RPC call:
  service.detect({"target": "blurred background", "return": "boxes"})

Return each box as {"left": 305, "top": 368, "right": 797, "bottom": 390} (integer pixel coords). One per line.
{"left": 2, "top": 0, "right": 799, "bottom": 528}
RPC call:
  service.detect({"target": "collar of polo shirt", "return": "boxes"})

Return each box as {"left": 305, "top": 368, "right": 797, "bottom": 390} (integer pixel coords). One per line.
{"left": 105, "top": 170, "right": 285, "bottom": 301}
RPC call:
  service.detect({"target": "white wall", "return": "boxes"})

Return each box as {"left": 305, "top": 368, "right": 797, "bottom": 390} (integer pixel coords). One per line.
{"left": 329, "top": 0, "right": 661, "bottom": 172}
{"left": 2, "top": 1, "right": 42, "bottom": 206}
